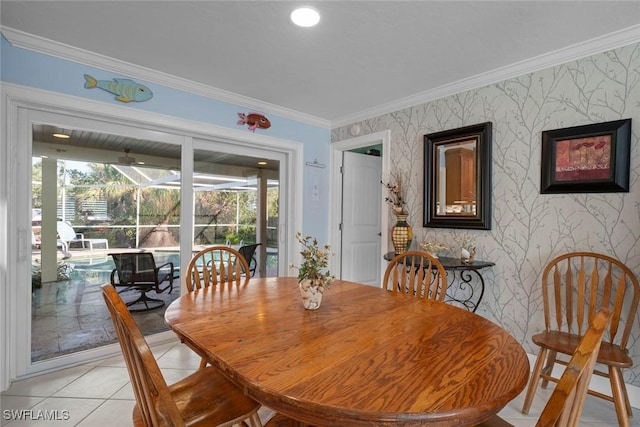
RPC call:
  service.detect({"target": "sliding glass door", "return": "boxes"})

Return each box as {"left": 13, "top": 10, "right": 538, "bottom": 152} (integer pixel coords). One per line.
{"left": 5, "top": 95, "right": 300, "bottom": 381}
{"left": 31, "top": 121, "right": 185, "bottom": 363}
{"left": 29, "top": 127, "right": 289, "bottom": 364}
{"left": 193, "top": 140, "right": 285, "bottom": 277}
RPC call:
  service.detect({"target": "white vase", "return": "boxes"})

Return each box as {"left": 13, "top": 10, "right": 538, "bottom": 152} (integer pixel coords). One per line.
{"left": 299, "top": 279, "right": 324, "bottom": 310}
{"left": 461, "top": 247, "right": 476, "bottom": 264}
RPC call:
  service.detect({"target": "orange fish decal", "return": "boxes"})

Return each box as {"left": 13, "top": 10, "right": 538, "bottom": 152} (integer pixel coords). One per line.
{"left": 237, "top": 112, "right": 271, "bottom": 132}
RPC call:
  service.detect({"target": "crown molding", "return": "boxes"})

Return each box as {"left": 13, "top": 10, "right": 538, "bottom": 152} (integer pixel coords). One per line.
{"left": 331, "top": 24, "right": 640, "bottom": 129}
{"left": 5, "top": 24, "right": 640, "bottom": 131}
{"left": 1, "top": 26, "right": 331, "bottom": 129}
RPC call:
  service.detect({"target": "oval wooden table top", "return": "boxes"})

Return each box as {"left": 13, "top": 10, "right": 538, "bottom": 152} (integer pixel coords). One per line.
{"left": 164, "top": 277, "right": 529, "bottom": 426}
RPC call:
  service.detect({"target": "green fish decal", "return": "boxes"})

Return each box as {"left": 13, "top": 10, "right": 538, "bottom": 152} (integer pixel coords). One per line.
{"left": 84, "top": 74, "right": 153, "bottom": 102}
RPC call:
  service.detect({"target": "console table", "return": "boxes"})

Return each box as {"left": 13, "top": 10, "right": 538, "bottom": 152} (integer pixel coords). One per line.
{"left": 384, "top": 252, "right": 495, "bottom": 312}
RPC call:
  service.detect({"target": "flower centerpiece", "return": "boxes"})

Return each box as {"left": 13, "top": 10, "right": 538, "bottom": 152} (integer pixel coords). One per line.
{"left": 291, "top": 232, "right": 335, "bottom": 309}
{"left": 419, "top": 241, "right": 448, "bottom": 258}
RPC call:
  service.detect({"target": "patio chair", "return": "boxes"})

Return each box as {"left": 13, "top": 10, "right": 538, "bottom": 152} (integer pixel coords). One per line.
{"left": 383, "top": 250, "right": 448, "bottom": 302}
{"left": 109, "top": 252, "right": 175, "bottom": 312}
{"left": 481, "top": 308, "right": 611, "bottom": 427}
{"left": 57, "top": 220, "right": 109, "bottom": 252}
{"left": 238, "top": 243, "right": 261, "bottom": 277}
{"left": 101, "top": 284, "right": 263, "bottom": 427}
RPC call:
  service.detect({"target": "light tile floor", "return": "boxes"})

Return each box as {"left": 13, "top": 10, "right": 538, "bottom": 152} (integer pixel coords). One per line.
{"left": 1, "top": 339, "right": 638, "bottom": 426}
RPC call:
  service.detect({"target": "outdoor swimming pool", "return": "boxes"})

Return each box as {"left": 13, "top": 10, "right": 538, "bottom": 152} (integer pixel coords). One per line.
{"left": 63, "top": 251, "right": 181, "bottom": 283}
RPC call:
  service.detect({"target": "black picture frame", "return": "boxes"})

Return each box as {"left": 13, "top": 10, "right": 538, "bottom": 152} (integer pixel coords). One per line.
{"left": 540, "top": 119, "right": 631, "bottom": 194}
{"left": 423, "top": 122, "right": 492, "bottom": 230}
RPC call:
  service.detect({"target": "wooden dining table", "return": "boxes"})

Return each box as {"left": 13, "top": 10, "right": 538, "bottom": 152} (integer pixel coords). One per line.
{"left": 164, "top": 277, "right": 529, "bottom": 426}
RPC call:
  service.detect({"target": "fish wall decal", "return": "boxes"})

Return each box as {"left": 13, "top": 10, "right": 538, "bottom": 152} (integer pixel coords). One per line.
{"left": 237, "top": 112, "right": 271, "bottom": 132}
{"left": 84, "top": 74, "right": 153, "bottom": 102}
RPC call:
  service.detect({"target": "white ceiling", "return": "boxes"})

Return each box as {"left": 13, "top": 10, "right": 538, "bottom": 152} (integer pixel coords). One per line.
{"left": 2, "top": 1, "right": 640, "bottom": 127}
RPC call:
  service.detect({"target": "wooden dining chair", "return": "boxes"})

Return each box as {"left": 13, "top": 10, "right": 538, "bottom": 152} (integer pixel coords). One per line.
{"left": 481, "top": 308, "right": 611, "bottom": 427}
{"left": 101, "top": 283, "right": 263, "bottom": 427}
{"left": 521, "top": 252, "right": 640, "bottom": 427}
{"left": 186, "top": 245, "right": 251, "bottom": 368}
{"left": 186, "top": 245, "right": 250, "bottom": 292}
{"left": 383, "top": 250, "right": 447, "bottom": 301}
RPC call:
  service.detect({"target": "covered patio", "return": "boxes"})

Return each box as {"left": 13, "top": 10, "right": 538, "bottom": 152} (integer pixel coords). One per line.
{"left": 33, "top": 124, "right": 281, "bottom": 284}
{"left": 30, "top": 124, "right": 282, "bottom": 362}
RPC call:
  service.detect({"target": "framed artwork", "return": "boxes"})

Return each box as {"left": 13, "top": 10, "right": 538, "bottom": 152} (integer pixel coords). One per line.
{"left": 540, "top": 119, "right": 631, "bottom": 193}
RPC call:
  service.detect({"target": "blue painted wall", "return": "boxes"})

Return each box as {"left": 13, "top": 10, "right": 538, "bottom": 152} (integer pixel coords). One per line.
{"left": 1, "top": 35, "right": 331, "bottom": 242}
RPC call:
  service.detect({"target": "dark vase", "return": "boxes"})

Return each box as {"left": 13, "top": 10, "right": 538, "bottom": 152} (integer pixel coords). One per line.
{"left": 391, "top": 213, "right": 413, "bottom": 255}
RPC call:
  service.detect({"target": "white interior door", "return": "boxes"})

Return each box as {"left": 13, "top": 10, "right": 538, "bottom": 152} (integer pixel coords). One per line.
{"left": 340, "top": 151, "right": 382, "bottom": 286}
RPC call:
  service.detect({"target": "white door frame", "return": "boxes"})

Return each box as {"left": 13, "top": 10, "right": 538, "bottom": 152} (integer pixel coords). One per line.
{"left": 1, "top": 83, "right": 303, "bottom": 387}
{"left": 329, "top": 130, "right": 391, "bottom": 286}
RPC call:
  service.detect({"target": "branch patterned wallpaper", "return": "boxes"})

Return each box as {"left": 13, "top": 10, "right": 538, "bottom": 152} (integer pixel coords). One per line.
{"left": 332, "top": 43, "right": 640, "bottom": 385}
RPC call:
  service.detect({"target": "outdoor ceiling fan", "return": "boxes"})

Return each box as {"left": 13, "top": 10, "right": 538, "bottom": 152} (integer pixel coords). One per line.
{"left": 117, "top": 148, "right": 137, "bottom": 165}
{"left": 114, "top": 148, "right": 177, "bottom": 170}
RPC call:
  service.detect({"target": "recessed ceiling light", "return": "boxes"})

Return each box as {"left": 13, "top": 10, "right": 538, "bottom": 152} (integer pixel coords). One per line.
{"left": 290, "top": 7, "right": 320, "bottom": 27}
{"left": 52, "top": 132, "right": 71, "bottom": 139}
{"left": 258, "top": 161, "right": 268, "bottom": 166}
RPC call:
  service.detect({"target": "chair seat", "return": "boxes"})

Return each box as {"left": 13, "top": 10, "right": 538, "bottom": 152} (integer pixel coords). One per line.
{"left": 132, "top": 365, "right": 261, "bottom": 427}
{"left": 532, "top": 331, "right": 632, "bottom": 368}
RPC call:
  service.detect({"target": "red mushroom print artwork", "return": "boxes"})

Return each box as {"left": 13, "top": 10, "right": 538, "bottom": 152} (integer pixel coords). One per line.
{"left": 237, "top": 112, "right": 271, "bottom": 132}
{"left": 554, "top": 135, "right": 612, "bottom": 181}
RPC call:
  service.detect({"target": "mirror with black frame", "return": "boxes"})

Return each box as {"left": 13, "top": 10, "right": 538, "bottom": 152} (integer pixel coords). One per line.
{"left": 423, "top": 122, "right": 492, "bottom": 230}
